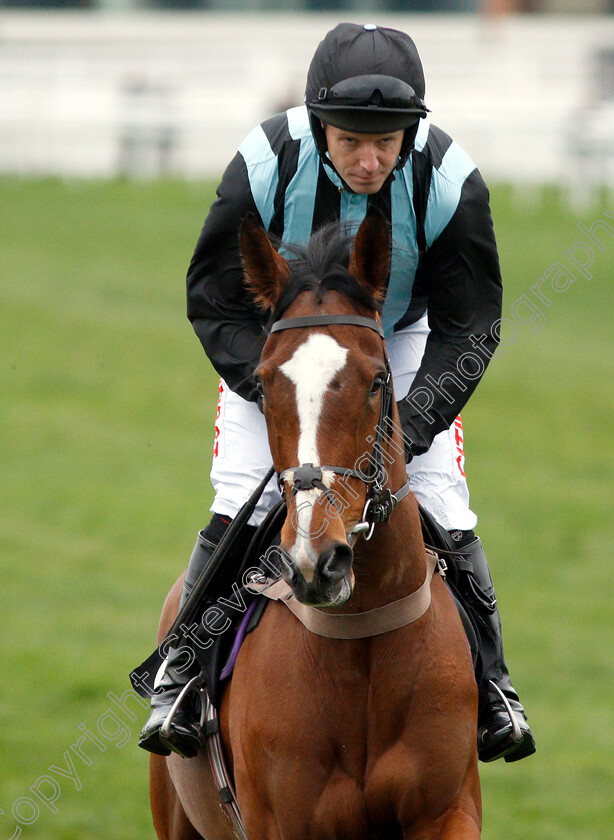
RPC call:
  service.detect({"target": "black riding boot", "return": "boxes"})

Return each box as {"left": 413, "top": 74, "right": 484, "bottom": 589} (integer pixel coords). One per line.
{"left": 138, "top": 529, "right": 218, "bottom": 758}
{"left": 138, "top": 514, "right": 257, "bottom": 759}
{"left": 451, "top": 533, "right": 536, "bottom": 763}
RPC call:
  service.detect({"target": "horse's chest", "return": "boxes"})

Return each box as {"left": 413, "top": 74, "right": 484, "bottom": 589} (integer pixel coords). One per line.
{"left": 235, "top": 683, "right": 452, "bottom": 836}
{"left": 230, "top": 610, "right": 474, "bottom": 837}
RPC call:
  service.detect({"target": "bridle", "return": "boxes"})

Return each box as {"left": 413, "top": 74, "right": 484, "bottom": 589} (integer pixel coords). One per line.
{"left": 269, "top": 313, "right": 411, "bottom": 540}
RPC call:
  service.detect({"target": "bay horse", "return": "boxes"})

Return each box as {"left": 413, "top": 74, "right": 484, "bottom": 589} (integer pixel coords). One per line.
{"left": 149, "top": 209, "right": 481, "bottom": 840}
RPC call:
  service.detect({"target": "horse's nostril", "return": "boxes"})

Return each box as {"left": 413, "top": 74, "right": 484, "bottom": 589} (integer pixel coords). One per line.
{"left": 281, "top": 563, "right": 300, "bottom": 587}
{"left": 319, "top": 543, "right": 353, "bottom": 581}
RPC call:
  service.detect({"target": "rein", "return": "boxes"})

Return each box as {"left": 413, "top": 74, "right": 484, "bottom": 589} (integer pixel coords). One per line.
{"left": 270, "top": 312, "right": 410, "bottom": 539}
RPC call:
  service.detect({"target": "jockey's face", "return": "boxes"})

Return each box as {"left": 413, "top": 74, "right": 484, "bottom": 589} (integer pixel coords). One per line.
{"left": 324, "top": 123, "right": 404, "bottom": 194}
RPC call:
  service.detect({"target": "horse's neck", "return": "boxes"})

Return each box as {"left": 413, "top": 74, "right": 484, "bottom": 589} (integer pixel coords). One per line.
{"left": 350, "top": 489, "right": 427, "bottom": 613}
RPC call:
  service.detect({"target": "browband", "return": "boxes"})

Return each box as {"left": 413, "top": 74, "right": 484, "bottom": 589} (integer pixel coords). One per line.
{"left": 270, "top": 314, "right": 384, "bottom": 339}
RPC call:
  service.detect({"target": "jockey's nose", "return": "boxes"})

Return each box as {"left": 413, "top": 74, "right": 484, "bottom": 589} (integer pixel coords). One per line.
{"left": 358, "top": 144, "right": 379, "bottom": 172}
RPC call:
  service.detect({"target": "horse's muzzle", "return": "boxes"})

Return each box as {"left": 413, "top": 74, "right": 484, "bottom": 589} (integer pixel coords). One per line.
{"left": 284, "top": 541, "right": 354, "bottom": 607}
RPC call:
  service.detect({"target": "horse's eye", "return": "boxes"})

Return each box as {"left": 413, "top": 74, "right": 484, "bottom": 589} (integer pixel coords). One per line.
{"left": 254, "top": 378, "right": 266, "bottom": 413}
{"left": 369, "top": 375, "right": 385, "bottom": 399}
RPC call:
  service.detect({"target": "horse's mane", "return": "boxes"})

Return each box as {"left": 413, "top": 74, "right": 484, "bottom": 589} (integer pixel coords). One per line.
{"left": 271, "top": 222, "right": 384, "bottom": 321}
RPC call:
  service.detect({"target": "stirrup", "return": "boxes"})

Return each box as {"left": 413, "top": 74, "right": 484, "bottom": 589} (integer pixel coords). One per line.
{"left": 488, "top": 679, "right": 523, "bottom": 743}
{"left": 159, "top": 673, "right": 207, "bottom": 757}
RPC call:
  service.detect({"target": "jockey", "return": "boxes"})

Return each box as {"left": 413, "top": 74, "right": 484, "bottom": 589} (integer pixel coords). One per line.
{"left": 138, "top": 21, "right": 535, "bottom": 765}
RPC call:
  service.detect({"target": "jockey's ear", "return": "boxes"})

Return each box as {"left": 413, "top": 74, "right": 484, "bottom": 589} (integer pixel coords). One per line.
{"left": 349, "top": 207, "right": 390, "bottom": 302}
{"left": 241, "top": 215, "right": 291, "bottom": 311}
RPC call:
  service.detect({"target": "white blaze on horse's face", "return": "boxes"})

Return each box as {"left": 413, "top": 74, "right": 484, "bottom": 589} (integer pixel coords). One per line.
{"left": 279, "top": 333, "right": 348, "bottom": 582}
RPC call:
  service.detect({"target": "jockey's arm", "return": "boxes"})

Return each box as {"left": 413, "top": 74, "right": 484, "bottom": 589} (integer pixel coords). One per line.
{"left": 397, "top": 167, "right": 503, "bottom": 461}
{"left": 187, "top": 152, "right": 266, "bottom": 404}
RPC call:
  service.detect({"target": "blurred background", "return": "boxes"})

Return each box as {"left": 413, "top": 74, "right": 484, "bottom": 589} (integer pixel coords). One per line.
{"left": 1, "top": 0, "right": 614, "bottom": 201}
{"left": 1, "top": 2, "right": 613, "bottom": 840}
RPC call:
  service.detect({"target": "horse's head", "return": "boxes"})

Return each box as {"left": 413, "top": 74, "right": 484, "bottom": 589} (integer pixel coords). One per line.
{"left": 242, "top": 209, "right": 398, "bottom": 607}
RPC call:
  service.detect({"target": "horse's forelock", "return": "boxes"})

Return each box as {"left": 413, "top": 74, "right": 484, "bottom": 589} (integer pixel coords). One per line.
{"left": 271, "top": 223, "right": 383, "bottom": 321}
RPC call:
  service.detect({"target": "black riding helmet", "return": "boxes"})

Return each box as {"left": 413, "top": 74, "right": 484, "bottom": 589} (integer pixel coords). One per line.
{"left": 305, "top": 22, "right": 429, "bottom": 171}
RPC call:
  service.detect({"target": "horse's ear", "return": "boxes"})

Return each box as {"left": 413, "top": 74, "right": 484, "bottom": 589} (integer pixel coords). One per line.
{"left": 348, "top": 207, "right": 390, "bottom": 302}
{"left": 241, "top": 215, "right": 291, "bottom": 311}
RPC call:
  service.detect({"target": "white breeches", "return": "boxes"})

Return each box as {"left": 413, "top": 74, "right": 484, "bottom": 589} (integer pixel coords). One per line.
{"left": 209, "top": 315, "right": 477, "bottom": 532}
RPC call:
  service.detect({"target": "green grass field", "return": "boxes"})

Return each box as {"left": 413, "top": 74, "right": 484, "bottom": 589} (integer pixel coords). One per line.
{"left": 1, "top": 177, "right": 612, "bottom": 839}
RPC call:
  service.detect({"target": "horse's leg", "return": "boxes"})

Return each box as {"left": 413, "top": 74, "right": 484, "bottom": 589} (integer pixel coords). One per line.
{"left": 435, "top": 812, "right": 481, "bottom": 840}
{"left": 409, "top": 812, "right": 481, "bottom": 840}
{"left": 405, "top": 766, "right": 482, "bottom": 840}
{"left": 436, "top": 763, "right": 481, "bottom": 840}
{"left": 150, "top": 753, "right": 203, "bottom": 840}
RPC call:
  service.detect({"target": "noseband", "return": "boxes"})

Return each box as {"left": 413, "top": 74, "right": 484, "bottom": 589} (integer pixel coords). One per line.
{"left": 269, "top": 313, "right": 411, "bottom": 540}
